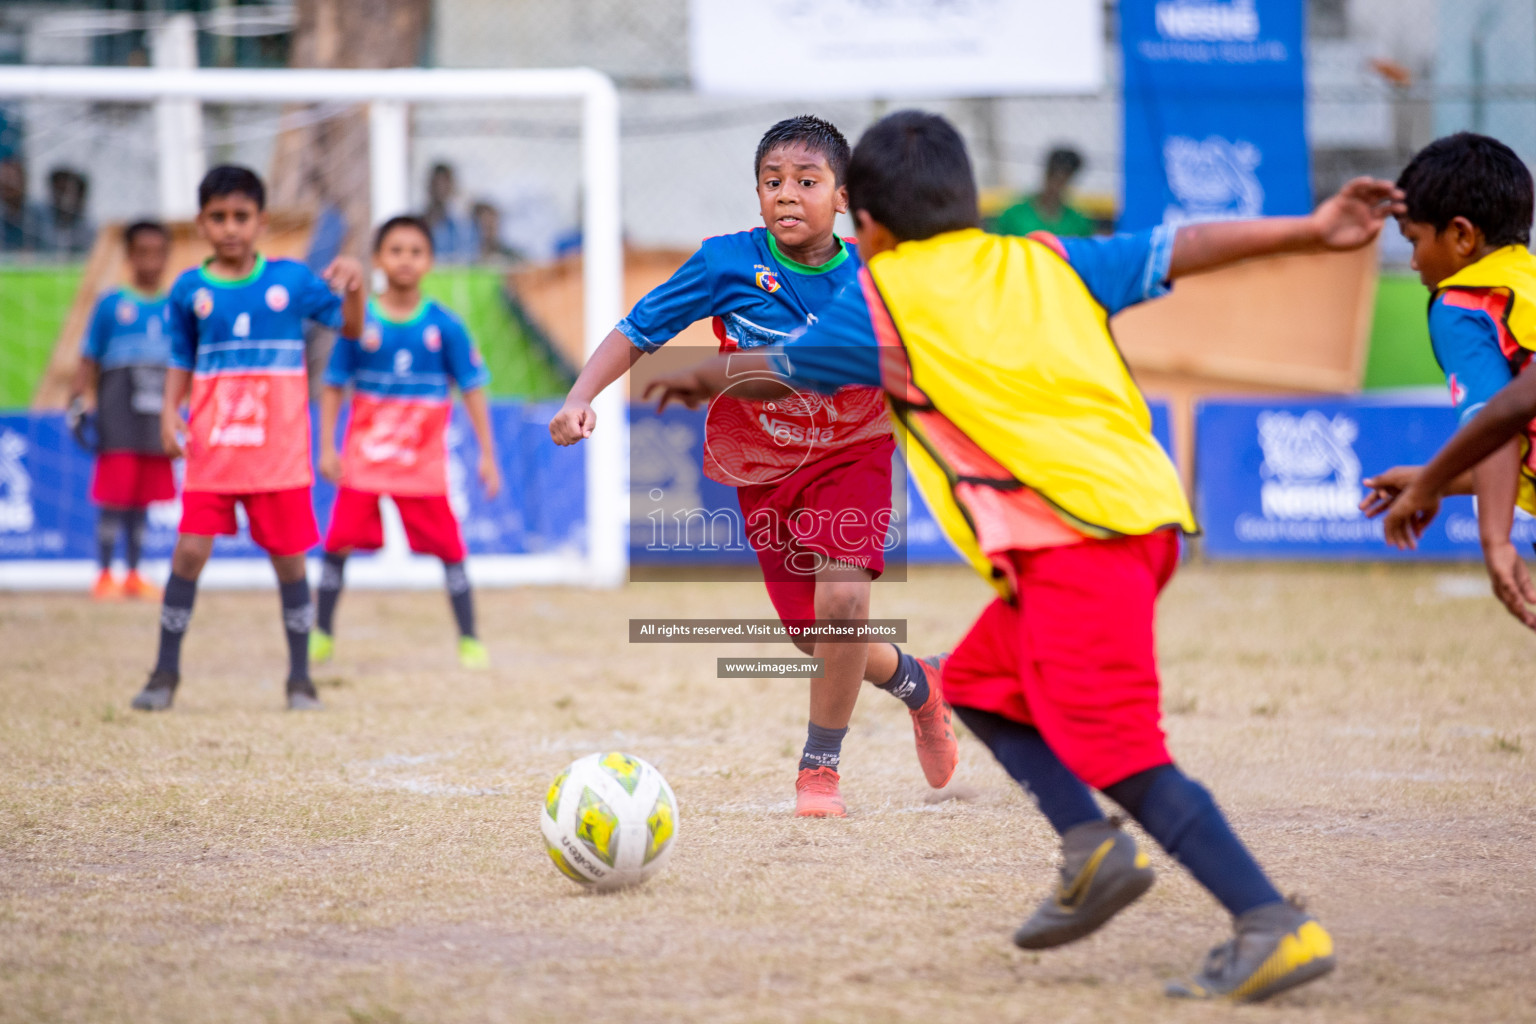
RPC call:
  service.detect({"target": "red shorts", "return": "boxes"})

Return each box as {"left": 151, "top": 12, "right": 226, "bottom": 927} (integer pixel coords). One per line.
{"left": 92, "top": 452, "right": 176, "bottom": 508}
{"left": 736, "top": 435, "right": 895, "bottom": 625}
{"left": 180, "top": 487, "right": 319, "bottom": 557}
{"left": 323, "top": 486, "right": 466, "bottom": 563}
{"left": 942, "top": 530, "right": 1181, "bottom": 789}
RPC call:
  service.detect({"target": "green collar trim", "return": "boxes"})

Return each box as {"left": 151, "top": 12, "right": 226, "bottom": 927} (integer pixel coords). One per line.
{"left": 124, "top": 285, "right": 166, "bottom": 303}
{"left": 370, "top": 297, "right": 430, "bottom": 326}
{"left": 767, "top": 232, "right": 850, "bottom": 275}
{"left": 199, "top": 254, "right": 266, "bottom": 288}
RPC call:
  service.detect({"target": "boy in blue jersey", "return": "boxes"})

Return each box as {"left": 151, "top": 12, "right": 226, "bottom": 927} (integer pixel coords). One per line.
{"left": 69, "top": 220, "right": 175, "bottom": 602}
{"left": 130, "top": 165, "right": 365, "bottom": 713}
{"left": 1360, "top": 134, "right": 1536, "bottom": 627}
{"left": 313, "top": 215, "right": 502, "bottom": 669}
{"left": 550, "top": 116, "right": 957, "bottom": 818}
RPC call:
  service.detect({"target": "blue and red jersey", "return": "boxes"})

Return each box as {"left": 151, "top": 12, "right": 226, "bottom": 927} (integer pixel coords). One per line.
{"left": 324, "top": 299, "right": 489, "bottom": 497}
{"left": 82, "top": 287, "right": 173, "bottom": 455}
{"left": 617, "top": 227, "right": 891, "bottom": 485}
{"left": 1429, "top": 291, "right": 1527, "bottom": 426}
{"left": 167, "top": 256, "right": 342, "bottom": 493}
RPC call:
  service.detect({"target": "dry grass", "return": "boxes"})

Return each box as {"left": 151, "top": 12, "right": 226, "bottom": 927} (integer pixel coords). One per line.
{"left": 1, "top": 562, "right": 1534, "bottom": 1023}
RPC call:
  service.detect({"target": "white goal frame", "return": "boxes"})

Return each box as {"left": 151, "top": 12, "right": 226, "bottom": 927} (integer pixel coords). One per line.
{"left": 0, "top": 66, "right": 626, "bottom": 590}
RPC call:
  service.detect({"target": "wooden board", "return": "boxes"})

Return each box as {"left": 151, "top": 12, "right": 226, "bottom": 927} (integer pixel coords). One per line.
{"left": 33, "top": 212, "right": 315, "bottom": 410}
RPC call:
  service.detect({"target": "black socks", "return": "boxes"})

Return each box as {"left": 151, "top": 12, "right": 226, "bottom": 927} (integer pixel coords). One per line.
{"left": 153, "top": 573, "right": 198, "bottom": 678}
{"left": 316, "top": 551, "right": 346, "bottom": 635}
{"left": 278, "top": 577, "right": 313, "bottom": 683}
{"left": 444, "top": 560, "right": 475, "bottom": 639}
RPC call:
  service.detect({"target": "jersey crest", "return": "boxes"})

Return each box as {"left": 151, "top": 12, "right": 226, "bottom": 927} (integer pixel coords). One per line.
{"left": 265, "top": 284, "right": 289, "bottom": 312}
{"left": 193, "top": 288, "right": 214, "bottom": 319}
{"left": 754, "top": 265, "right": 781, "bottom": 294}
{"left": 115, "top": 298, "right": 138, "bottom": 326}
{"left": 424, "top": 324, "right": 442, "bottom": 352}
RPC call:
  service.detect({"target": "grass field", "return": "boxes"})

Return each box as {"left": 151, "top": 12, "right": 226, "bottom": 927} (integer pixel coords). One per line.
{"left": 2, "top": 563, "right": 1534, "bottom": 1023}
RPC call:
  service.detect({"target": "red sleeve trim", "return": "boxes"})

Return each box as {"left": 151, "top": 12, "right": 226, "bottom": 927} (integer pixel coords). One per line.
{"left": 859, "top": 268, "right": 927, "bottom": 405}
{"left": 1025, "top": 230, "right": 1069, "bottom": 262}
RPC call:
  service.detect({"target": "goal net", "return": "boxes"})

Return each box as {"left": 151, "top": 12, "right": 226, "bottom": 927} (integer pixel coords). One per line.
{"left": 0, "top": 64, "right": 625, "bottom": 589}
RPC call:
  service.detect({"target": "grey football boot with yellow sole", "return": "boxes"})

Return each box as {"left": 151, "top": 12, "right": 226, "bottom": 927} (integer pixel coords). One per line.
{"left": 1013, "top": 816, "right": 1156, "bottom": 949}
{"left": 1166, "top": 898, "right": 1335, "bottom": 1003}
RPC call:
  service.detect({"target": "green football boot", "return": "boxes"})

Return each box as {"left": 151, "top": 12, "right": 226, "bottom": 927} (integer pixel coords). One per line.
{"left": 458, "top": 636, "right": 490, "bottom": 670}
{"left": 1166, "top": 898, "right": 1336, "bottom": 1003}
{"left": 1013, "top": 816, "right": 1155, "bottom": 949}
{"left": 309, "top": 629, "right": 335, "bottom": 665}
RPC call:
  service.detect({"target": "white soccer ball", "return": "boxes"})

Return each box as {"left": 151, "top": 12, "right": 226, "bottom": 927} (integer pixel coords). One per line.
{"left": 540, "top": 751, "right": 678, "bottom": 891}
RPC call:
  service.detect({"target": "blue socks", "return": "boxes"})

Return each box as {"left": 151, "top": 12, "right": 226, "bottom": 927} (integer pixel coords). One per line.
{"left": 953, "top": 705, "right": 1105, "bottom": 833}
{"left": 153, "top": 572, "right": 198, "bottom": 677}
{"left": 799, "top": 722, "right": 848, "bottom": 772}
{"left": 1103, "top": 764, "right": 1284, "bottom": 918}
{"left": 876, "top": 648, "right": 931, "bottom": 710}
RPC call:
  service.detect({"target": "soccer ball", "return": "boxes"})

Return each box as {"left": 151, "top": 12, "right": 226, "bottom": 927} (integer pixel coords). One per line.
{"left": 540, "top": 751, "right": 678, "bottom": 891}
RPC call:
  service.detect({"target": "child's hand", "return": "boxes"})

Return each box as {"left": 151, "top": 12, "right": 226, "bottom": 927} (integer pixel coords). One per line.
{"left": 1310, "top": 177, "right": 1406, "bottom": 251}
{"left": 478, "top": 450, "right": 502, "bottom": 499}
{"left": 160, "top": 410, "right": 187, "bottom": 459}
{"left": 322, "top": 256, "right": 366, "bottom": 294}
{"left": 1481, "top": 539, "right": 1536, "bottom": 630}
{"left": 549, "top": 400, "right": 596, "bottom": 446}
{"left": 643, "top": 371, "right": 711, "bottom": 413}
{"left": 1381, "top": 482, "right": 1441, "bottom": 549}
{"left": 319, "top": 448, "right": 342, "bottom": 484}
{"left": 1360, "top": 465, "right": 1420, "bottom": 517}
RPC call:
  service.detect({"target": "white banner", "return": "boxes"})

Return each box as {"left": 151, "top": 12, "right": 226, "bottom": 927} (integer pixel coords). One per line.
{"left": 689, "top": 0, "right": 1103, "bottom": 98}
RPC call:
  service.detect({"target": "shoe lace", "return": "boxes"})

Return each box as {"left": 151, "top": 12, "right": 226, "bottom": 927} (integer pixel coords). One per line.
{"left": 1201, "top": 937, "right": 1237, "bottom": 980}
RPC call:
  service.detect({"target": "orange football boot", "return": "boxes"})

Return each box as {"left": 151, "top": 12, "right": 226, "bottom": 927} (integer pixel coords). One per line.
{"left": 121, "top": 570, "right": 162, "bottom": 602}
{"left": 90, "top": 569, "right": 123, "bottom": 601}
{"left": 794, "top": 766, "right": 847, "bottom": 818}
{"left": 909, "top": 654, "right": 958, "bottom": 788}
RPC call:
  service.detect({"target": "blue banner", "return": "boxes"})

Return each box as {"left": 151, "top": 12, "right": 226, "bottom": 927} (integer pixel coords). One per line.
{"left": 0, "top": 402, "right": 584, "bottom": 562}
{"left": 1195, "top": 398, "right": 1514, "bottom": 559}
{"left": 1121, "top": 0, "right": 1311, "bottom": 232}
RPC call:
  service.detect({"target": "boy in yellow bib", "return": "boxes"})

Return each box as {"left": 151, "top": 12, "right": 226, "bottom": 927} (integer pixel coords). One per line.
{"left": 647, "top": 111, "right": 1403, "bottom": 1002}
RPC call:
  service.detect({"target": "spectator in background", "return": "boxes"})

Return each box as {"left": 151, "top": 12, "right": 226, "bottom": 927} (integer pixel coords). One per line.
{"left": 471, "top": 200, "right": 516, "bottom": 261}
{"left": 0, "top": 156, "right": 46, "bottom": 252}
{"left": 43, "top": 167, "right": 95, "bottom": 256}
{"left": 423, "top": 162, "right": 478, "bottom": 262}
{"left": 995, "top": 147, "right": 1097, "bottom": 239}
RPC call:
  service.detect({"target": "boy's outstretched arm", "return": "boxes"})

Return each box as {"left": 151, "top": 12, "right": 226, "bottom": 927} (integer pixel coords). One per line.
{"left": 550, "top": 329, "right": 645, "bottom": 445}
{"left": 461, "top": 387, "right": 502, "bottom": 499}
{"left": 1168, "top": 178, "right": 1404, "bottom": 280}
{"left": 643, "top": 351, "right": 795, "bottom": 411}
{"left": 1383, "top": 369, "right": 1536, "bottom": 544}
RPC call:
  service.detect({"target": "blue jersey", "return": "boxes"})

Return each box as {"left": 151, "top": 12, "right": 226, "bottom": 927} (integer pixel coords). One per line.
{"left": 166, "top": 256, "right": 344, "bottom": 492}
{"left": 324, "top": 299, "right": 489, "bottom": 401}
{"left": 1429, "top": 292, "right": 1522, "bottom": 425}
{"left": 324, "top": 299, "right": 489, "bottom": 496}
{"left": 81, "top": 288, "right": 172, "bottom": 455}
{"left": 619, "top": 228, "right": 893, "bottom": 484}
{"left": 769, "top": 228, "right": 1176, "bottom": 392}
{"left": 82, "top": 288, "right": 171, "bottom": 370}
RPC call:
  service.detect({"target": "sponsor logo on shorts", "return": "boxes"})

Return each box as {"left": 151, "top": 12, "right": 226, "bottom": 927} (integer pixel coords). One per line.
{"left": 193, "top": 288, "right": 214, "bottom": 319}
{"left": 266, "top": 284, "right": 289, "bottom": 312}
{"left": 115, "top": 299, "right": 138, "bottom": 326}
{"left": 423, "top": 325, "right": 442, "bottom": 352}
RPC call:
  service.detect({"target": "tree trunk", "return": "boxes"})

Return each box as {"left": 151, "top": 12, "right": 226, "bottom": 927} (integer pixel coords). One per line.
{"left": 268, "top": 0, "right": 431, "bottom": 260}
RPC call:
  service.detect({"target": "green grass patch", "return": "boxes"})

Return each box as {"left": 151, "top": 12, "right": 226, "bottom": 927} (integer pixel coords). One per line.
{"left": 1363, "top": 273, "right": 1442, "bottom": 391}
{"left": 0, "top": 265, "right": 85, "bottom": 409}
{"left": 421, "top": 267, "right": 569, "bottom": 399}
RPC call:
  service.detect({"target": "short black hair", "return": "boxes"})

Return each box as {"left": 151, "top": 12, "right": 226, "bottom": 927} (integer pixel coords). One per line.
{"left": 755, "top": 115, "right": 851, "bottom": 185}
{"left": 1045, "top": 147, "right": 1083, "bottom": 178}
{"left": 845, "top": 110, "right": 979, "bottom": 243}
{"left": 123, "top": 220, "right": 169, "bottom": 248}
{"left": 198, "top": 164, "right": 265, "bottom": 211}
{"left": 1397, "top": 132, "right": 1533, "bottom": 247}
{"left": 374, "top": 214, "right": 434, "bottom": 253}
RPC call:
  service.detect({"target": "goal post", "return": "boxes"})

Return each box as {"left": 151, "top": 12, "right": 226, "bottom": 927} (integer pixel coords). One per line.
{"left": 0, "top": 66, "right": 626, "bottom": 590}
